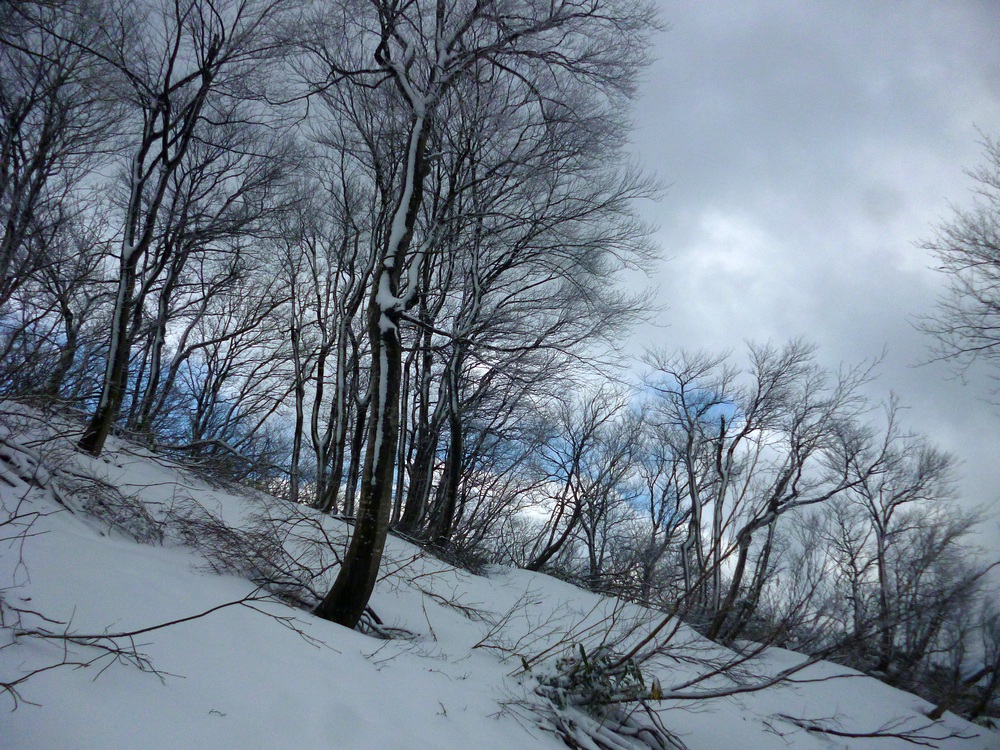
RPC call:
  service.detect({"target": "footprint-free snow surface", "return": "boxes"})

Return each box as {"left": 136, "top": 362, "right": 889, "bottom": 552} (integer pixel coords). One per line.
{"left": 1, "top": 406, "right": 996, "bottom": 749}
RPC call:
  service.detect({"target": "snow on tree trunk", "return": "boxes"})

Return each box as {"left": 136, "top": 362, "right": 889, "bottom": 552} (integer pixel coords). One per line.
{"left": 314, "top": 113, "right": 428, "bottom": 627}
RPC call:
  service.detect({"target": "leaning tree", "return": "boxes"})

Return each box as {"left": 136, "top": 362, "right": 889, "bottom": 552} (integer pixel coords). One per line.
{"left": 305, "top": 0, "right": 657, "bottom": 628}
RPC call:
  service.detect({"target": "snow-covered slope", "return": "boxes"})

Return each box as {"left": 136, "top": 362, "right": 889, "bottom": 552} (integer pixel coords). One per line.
{"left": 0, "top": 407, "right": 996, "bottom": 749}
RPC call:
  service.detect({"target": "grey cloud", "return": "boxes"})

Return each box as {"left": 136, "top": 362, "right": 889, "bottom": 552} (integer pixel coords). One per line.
{"left": 630, "top": 0, "right": 1000, "bottom": 541}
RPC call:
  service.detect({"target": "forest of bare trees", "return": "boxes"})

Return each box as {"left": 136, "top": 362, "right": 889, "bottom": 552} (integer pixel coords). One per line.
{"left": 1, "top": 0, "right": 997, "bottom": 730}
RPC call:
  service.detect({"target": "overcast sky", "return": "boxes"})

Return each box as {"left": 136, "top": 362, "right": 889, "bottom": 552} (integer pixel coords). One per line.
{"left": 628, "top": 1, "right": 1000, "bottom": 543}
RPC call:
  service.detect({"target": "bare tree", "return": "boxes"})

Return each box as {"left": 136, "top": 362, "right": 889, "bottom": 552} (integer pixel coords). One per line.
{"left": 628, "top": 420, "right": 689, "bottom": 603}
{"left": 308, "top": 0, "right": 656, "bottom": 628}
{"left": 74, "top": 0, "right": 293, "bottom": 455}
{"left": 122, "top": 122, "right": 299, "bottom": 439}
{"left": 969, "top": 605, "right": 1000, "bottom": 721}
{"left": 0, "top": 209, "right": 111, "bottom": 398}
{"left": 919, "top": 133, "right": 1000, "bottom": 394}
{"left": 522, "top": 387, "right": 633, "bottom": 574}
{"left": 0, "top": 2, "right": 114, "bottom": 315}
{"left": 848, "top": 425, "right": 960, "bottom": 672}
{"left": 644, "top": 348, "right": 735, "bottom": 610}
{"left": 276, "top": 164, "right": 376, "bottom": 513}
{"left": 405, "top": 97, "right": 656, "bottom": 544}
{"left": 643, "top": 342, "right": 887, "bottom": 640}
{"left": 0, "top": 2, "right": 116, "bottom": 400}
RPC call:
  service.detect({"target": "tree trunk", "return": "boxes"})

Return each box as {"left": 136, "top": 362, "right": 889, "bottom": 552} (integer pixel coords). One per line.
{"left": 397, "top": 418, "right": 441, "bottom": 532}
{"left": 429, "top": 402, "right": 462, "bottom": 545}
{"left": 313, "top": 291, "right": 401, "bottom": 626}
{"left": 289, "top": 320, "right": 305, "bottom": 505}
{"left": 724, "top": 519, "right": 777, "bottom": 641}
{"left": 314, "top": 110, "right": 428, "bottom": 627}
{"left": 79, "top": 249, "right": 139, "bottom": 455}
{"left": 708, "top": 530, "right": 751, "bottom": 639}
{"left": 132, "top": 252, "right": 185, "bottom": 434}
{"left": 343, "top": 390, "right": 368, "bottom": 518}
{"left": 42, "top": 300, "right": 77, "bottom": 398}
{"left": 875, "top": 533, "right": 894, "bottom": 672}
{"left": 319, "top": 328, "right": 352, "bottom": 514}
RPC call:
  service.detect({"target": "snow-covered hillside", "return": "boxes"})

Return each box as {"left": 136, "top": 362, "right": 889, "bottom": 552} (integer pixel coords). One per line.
{"left": 1, "top": 406, "right": 996, "bottom": 750}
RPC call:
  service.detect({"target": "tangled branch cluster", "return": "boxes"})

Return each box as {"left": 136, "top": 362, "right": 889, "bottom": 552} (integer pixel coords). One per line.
{"left": 530, "top": 645, "right": 683, "bottom": 750}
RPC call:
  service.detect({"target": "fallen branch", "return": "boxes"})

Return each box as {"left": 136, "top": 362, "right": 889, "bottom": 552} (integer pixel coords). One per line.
{"left": 770, "top": 713, "right": 977, "bottom": 747}
{"left": 1, "top": 587, "right": 328, "bottom": 708}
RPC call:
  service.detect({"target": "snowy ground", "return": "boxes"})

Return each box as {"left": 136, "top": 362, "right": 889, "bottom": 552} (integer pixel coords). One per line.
{"left": 0, "top": 405, "right": 997, "bottom": 749}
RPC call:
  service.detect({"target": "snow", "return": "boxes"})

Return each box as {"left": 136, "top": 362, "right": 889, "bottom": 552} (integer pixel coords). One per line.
{"left": 1, "top": 408, "right": 997, "bottom": 749}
